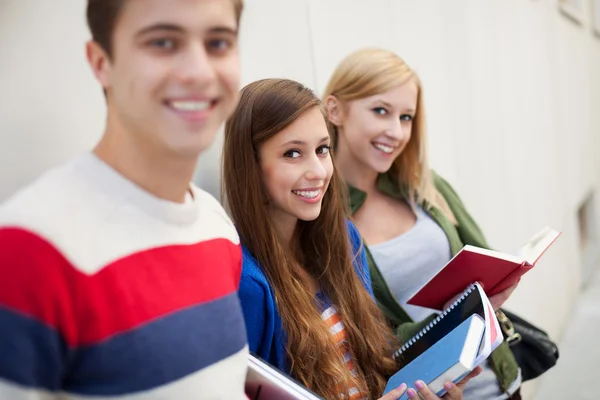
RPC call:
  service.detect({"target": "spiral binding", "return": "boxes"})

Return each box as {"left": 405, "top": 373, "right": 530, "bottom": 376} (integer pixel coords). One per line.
{"left": 392, "top": 283, "right": 477, "bottom": 360}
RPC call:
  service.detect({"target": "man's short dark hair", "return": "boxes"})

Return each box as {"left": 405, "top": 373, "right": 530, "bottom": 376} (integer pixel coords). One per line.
{"left": 86, "top": 0, "right": 244, "bottom": 59}
{"left": 86, "top": 0, "right": 126, "bottom": 58}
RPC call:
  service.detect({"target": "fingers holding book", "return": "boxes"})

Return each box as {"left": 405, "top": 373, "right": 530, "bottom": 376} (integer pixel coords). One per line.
{"left": 378, "top": 383, "right": 407, "bottom": 400}
{"left": 405, "top": 380, "right": 442, "bottom": 399}
{"left": 403, "top": 379, "right": 464, "bottom": 399}
{"left": 488, "top": 280, "right": 520, "bottom": 311}
{"left": 377, "top": 366, "right": 482, "bottom": 400}
{"left": 454, "top": 365, "right": 483, "bottom": 391}
{"left": 444, "top": 279, "right": 520, "bottom": 312}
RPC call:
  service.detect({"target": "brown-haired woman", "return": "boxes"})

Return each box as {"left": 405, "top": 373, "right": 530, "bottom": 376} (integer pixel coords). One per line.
{"left": 222, "top": 78, "right": 480, "bottom": 400}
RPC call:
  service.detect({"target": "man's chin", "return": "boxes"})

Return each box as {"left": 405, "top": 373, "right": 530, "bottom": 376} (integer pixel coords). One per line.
{"left": 167, "top": 128, "right": 220, "bottom": 155}
{"left": 163, "top": 140, "right": 214, "bottom": 160}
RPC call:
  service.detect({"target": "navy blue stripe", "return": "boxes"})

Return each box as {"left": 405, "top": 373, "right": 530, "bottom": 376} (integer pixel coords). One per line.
{"left": 0, "top": 305, "right": 67, "bottom": 391}
{"left": 64, "top": 292, "right": 247, "bottom": 395}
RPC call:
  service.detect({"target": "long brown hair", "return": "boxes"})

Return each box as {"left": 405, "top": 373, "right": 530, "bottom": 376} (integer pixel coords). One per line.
{"left": 324, "top": 48, "right": 456, "bottom": 223}
{"left": 223, "top": 79, "right": 398, "bottom": 399}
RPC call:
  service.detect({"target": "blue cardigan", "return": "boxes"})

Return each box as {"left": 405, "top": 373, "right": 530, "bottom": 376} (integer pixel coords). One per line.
{"left": 238, "top": 221, "right": 373, "bottom": 373}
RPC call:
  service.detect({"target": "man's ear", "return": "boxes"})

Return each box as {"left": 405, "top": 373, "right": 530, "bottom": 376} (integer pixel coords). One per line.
{"left": 325, "top": 95, "right": 344, "bottom": 127}
{"left": 86, "top": 41, "right": 112, "bottom": 90}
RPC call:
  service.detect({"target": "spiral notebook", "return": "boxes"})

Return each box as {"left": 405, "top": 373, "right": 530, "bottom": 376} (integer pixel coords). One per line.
{"left": 384, "top": 283, "right": 502, "bottom": 398}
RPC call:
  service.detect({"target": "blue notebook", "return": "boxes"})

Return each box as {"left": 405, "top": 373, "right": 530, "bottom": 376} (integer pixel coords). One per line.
{"left": 384, "top": 283, "right": 502, "bottom": 398}
{"left": 385, "top": 314, "right": 485, "bottom": 398}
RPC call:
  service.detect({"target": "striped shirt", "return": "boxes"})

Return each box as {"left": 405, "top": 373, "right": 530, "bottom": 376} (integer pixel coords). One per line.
{"left": 320, "top": 303, "right": 366, "bottom": 400}
{"left": 0, "top": 153, "right": 248, "bottom": 399}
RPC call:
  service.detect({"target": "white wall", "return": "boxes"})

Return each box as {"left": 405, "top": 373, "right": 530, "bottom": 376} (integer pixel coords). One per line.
{"left": 1, "top": 1, "right": 600, "bottom": 398}
{"left": 0, "top": 2, "right": 105, "bottom": 200}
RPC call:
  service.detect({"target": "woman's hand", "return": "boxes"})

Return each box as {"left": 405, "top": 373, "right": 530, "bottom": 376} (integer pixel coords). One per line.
{"left": 443, "top": 280, "right": 520, "bottom": 312}
{"left": 378, "top": 383, "right": 408, "bottom": 400}
{"left": 378, "top": 366, "right": 483, "bottom": 400}
{"left": 488, "top": 282, "right": 519, "bottom": 311}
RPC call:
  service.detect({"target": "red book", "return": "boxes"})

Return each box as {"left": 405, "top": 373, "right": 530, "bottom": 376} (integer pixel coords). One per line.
{"left": 407, "top": 226, "right": 561, "bottom": 310}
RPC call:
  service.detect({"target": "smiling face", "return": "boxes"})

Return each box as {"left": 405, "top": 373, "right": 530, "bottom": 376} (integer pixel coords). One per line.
{"left": 335, "top": 81, "right": 418, "bottom": 174}
{"left": 258, "top": 107, "right": 334, "bottom": 233}
{"left": 87, "top": 0, "right": 241, "bottom": 158}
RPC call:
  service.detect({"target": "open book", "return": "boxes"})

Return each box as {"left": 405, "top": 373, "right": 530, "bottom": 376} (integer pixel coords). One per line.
{"left": 384, "top": 283, "right": 502, "bottom": 399}
{"left": 407, "top": 226, "right": 561, "bottom": 310}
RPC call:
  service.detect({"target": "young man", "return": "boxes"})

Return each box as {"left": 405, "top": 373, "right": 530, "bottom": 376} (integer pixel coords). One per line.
{"left": 0, "top": 0, "right": 247, "bottom": 398}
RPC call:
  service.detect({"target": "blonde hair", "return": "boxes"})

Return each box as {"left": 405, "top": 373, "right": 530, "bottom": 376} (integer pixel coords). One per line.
{"left": 324, "top": 48, "right": 456, "bottom": 223}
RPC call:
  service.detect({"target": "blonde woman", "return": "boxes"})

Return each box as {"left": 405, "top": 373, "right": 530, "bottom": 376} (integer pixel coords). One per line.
{"left": 324, "top": 48, "right": 522, "bottom": 400}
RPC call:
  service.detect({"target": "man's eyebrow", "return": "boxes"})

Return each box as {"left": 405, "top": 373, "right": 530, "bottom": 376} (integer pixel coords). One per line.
{"left": 208, "top": 26, "right": 238, "bottom": 35}
{"left": 135, "top": 24, "right": 185, "bottom": 38}
{"left": 135, "top": 24, "right": 239, "bottom": 38}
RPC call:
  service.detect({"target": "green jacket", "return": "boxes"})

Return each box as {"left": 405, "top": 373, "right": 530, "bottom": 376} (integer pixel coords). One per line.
{"left": 347, "top": 171, "right": 519, "bottom": 393}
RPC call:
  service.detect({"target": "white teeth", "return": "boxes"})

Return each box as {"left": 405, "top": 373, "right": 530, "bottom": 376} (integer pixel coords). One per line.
{"left": 169, "top": 101, "right": 211, "bottom": 112}
{"left": 292, "top": 190, "right": 320, "bottom": 199}
{"left": 373, "top": 143, "right": 394, "bottom": 154}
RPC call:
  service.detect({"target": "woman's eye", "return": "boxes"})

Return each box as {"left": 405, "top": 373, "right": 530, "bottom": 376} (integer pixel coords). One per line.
{"left": 400, "top": 114, "right": 413, "bottom": 122}
{"left": 284, "top": 149, "right": 301, "bottom": 159}
{"left": 317, "top": 145, "right": 331, "bottom": 156}
{"left": 373, "top": 107, "right": 388, "bottom": 115}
